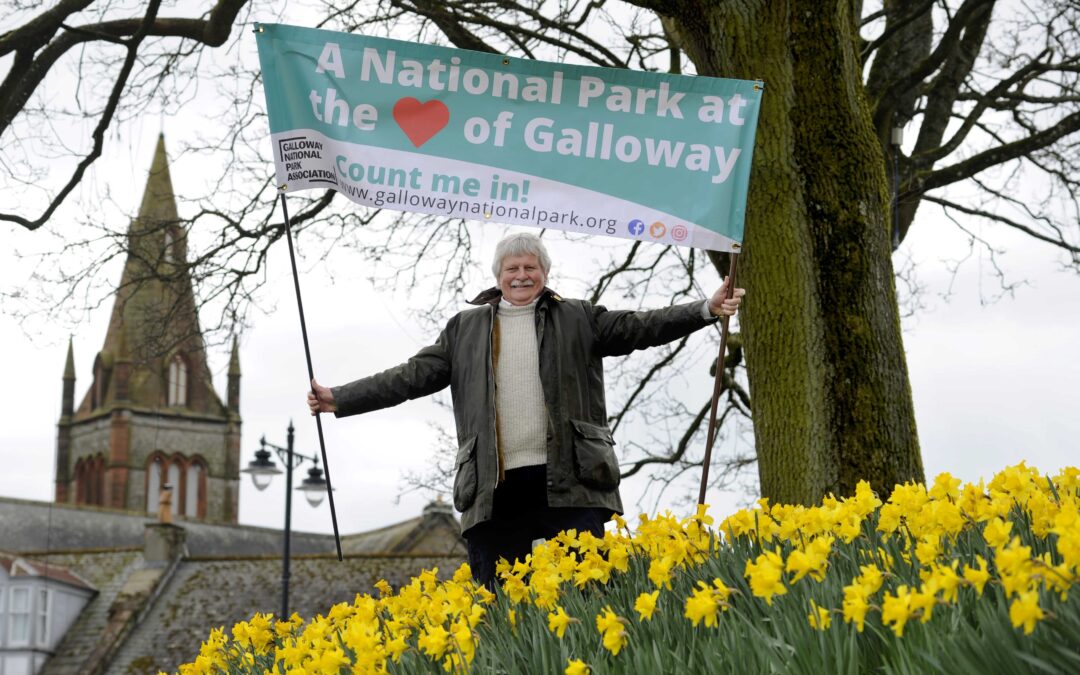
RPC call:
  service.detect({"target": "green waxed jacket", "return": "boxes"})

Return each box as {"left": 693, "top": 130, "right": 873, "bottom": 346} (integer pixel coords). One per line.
{"left": 332, "top": 287, "right": 717, "bottom": 534}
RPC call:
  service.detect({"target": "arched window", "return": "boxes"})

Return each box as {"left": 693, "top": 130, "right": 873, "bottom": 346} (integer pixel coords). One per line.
{"left": 146, "top": 456, "right": 162, "bottom": 513}
{"left": 167, "top": 461, "right": 181, "bottom": 518}
{"left": 164, "top": 230, "right": 175, "bottom": 264}
{"left": 74, "top": 459, "right": 85, "bottom": 503}
{"left": 94, "top": 455, "right": 106, "bottom": 506}
{"left": 185, "top": 461, "right": 205, "bottom": 518}
{"left": 167, "top": 355, "right": 188, "bottom": 407}
{"left": 86, "top": 458, "right": 98, "bottom": 505}
{"left": 80, "top": 454, "right": 105, "bottom": 506}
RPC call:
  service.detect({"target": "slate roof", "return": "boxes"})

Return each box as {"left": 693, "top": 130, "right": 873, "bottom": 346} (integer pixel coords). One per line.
{"left": 0, "top": 553, "right": 95, "bottom": 591}
{"left": 1, "top": 496, "right": 337, "bottom": 557}
{"left": 341, "top": 500, "right": 465, "bottom": 555}
{"left": 106, "top": 553, "right": 465, "bottom": 674}
{"left": 9, "top": 495, "right": 467, "bottom": 674}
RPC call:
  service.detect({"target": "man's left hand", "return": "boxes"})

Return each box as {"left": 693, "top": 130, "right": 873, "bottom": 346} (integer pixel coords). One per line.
{"left": 708, "top": 277, "right": 746, "bottom": 318}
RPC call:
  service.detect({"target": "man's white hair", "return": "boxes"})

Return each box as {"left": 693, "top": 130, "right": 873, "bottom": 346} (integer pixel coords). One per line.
{"left": 492, "top": 232, "right": 551, "bottom": 279}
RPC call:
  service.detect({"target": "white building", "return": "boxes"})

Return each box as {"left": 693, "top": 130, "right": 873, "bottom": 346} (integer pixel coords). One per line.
{"left": 0, "top": 556, "right": 95, "bottom": 675}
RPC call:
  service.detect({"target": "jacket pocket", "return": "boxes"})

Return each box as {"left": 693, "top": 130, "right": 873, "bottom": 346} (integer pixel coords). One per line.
{"left": 570, "top": 419, "right": 620, "bottom": 491}
{"left": 452, "top": 435, "right": 479, "bottom": 511}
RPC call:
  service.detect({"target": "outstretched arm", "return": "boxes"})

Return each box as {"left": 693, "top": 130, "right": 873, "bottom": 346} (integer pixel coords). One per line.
{"left": 305, "top": 332, "right": 453, "bottom": 418}
{"left": 594, "top": 277, "right": 746, "bottom": 356}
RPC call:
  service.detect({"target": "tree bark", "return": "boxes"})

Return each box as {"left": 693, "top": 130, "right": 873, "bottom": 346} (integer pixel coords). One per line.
{"left": 670, "top": 0, "right": 924, "bottom": 503}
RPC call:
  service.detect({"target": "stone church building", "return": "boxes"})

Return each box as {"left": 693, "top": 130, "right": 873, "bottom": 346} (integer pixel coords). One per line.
{"left": 54, "top": 136, "right": 241, "bottom": 522}
{"left": 0, "top": 137, "right": 465, "bottom": 675}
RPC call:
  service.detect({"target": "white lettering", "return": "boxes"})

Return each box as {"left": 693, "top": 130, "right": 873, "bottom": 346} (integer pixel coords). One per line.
{"left": 315, "top": 42, "right": 345, "bottom": 78}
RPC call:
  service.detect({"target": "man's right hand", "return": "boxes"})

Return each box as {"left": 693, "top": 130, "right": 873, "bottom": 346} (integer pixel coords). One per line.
{"left": 308, "top": 378, "right": 337, "bottom": 415}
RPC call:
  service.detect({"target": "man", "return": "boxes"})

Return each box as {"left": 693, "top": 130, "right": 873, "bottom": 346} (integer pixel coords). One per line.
{"left": 308, "top": 232, "right": 744, "bottom": 587}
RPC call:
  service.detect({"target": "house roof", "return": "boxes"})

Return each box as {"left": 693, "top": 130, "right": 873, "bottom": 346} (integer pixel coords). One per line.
{"left": 106, "top": 553, "right": 465, "bottom": 674}
{"left": 1, "top": 496, "right": 336, "bottom": 557}
{"left": 341, "top": 500, "right": 464, "bottom": 555}
{"left": 11, "top": 495, "right": 466, "bottom": 673}
{"left": 0, "top": 553, "right": 95, "bottom": 591}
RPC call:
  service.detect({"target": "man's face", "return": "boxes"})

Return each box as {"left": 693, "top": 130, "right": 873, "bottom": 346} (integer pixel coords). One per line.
{"left": 498, "top": 253, "right": 546, "bottom": 305}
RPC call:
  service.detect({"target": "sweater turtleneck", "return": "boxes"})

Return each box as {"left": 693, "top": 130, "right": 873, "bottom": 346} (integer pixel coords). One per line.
{"left": 494, "top": 300, "right": 547, "bottom": 470}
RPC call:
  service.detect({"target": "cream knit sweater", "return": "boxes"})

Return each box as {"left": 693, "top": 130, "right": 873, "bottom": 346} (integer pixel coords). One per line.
{"left": 495, "top": 301, "right": 548, "bottom": 470}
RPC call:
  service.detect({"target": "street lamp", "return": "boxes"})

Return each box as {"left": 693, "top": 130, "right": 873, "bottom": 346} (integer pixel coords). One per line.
{"left": 241, "top": 421, "right": 330, "bottom": 618}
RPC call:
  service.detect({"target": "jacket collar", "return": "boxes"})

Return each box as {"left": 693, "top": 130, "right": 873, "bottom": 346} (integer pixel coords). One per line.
{"left": 468, "top": 286, "right": 564, "bottom": 306}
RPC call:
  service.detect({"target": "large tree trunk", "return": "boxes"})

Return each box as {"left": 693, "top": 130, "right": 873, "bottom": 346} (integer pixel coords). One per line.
{"left": 670, "top": 1, "right": 924, "bottom": 503}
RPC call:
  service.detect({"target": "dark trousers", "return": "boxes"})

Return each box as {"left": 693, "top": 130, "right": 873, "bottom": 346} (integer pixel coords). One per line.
{"left": 464, "top": 465, "right": 611, "bottom": 589}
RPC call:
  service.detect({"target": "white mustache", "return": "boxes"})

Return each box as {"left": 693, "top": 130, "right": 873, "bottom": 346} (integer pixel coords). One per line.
{"left": 510, "top": 280, "right": 536, "bottom": 288}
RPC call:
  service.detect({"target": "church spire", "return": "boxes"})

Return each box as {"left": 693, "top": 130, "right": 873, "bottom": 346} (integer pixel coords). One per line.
{"left": 137, "top": 133, "right": 180, "bottom": 227}
{"left": 227, "top": 336, "right": 241, "bottom": 413}
{"left": 56, "top": 338, "right": 76, "bottom": 503}
{"left": 74, "top": 135, "right": 223, "bottom": 418}
{"left": 62, "top": 337, "right": 76, "bottom": 415}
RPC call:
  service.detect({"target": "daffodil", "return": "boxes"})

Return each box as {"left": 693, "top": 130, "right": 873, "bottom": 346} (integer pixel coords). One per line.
{"left": 807, "top": 599, "right": 831, "bottom": 630}
{"left": 385, "top": 633, "right": 409, "bottom": 663}
{"left": 311, "top": 645, "right": 350, "bottom": 672}
{"left": 684, "top": 583, "right": 721, "bottom": 628}
{"left": 1009, "top": 590, "right": 1044, "bottom": 634}
{"left": 565, "top": 658, "right": 591, "bottom": 675}
{"left": 547, "top": 606, "right": 574, "bottom": 638}
{"left": 647, "top": 556, "right": 674, "bottom": 590}
{"left": 929, "top": 472, "right": 962, "bottom": 501}
{"left": 595, "top": 607, "right": 627, "bottom": 656}
{"left": 745, "top": 549, "right": 787, "bottom": 605}
{"left": 882, "top": 585, "right": 915, "bottom": 637}
{"left": 634, "top": 590, "right": 659, "bottom": 621}
{"left": 962, "top": 555, "right": 991, "bottom": 595}
{"left": 983, "top": 516, "right": 1013, "bottom": 549}
{"left": 929, "top": 561, "right": 962, "bottom": 603}
{"left": 418, "top": 623, "right": 451, "bottom": 660}
{"left": 841, "top": 584, "right": 871, "bottom": 632}
{"left": 452, "top": 563, "right": 473, "bottom": 584}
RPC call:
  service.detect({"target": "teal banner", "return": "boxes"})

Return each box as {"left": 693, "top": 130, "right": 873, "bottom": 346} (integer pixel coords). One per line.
{"left": 255, "top": 23, "right": 762, "bottom": 251}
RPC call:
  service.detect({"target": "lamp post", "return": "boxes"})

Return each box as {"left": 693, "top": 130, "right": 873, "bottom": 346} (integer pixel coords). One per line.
{"left": 241, "top": 421, "right": 329, "bottom": 618}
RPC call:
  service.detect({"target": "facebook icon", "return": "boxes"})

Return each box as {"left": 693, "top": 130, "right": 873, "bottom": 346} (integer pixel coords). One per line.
{"left": 628, "top": 219, "right": 645, "bottom": 236}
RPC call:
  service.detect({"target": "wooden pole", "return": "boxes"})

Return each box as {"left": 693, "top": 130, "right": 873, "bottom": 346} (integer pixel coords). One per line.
{"left": 698, "top": 252, "right": 740, "bottom": 506}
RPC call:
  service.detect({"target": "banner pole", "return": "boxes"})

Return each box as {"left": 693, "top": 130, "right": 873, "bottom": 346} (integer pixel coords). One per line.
{"left": 278, "top": 192, "right": 344, "bottom": 561}
{"left": 698, "top": 252, "right": 740, "bottom": 507}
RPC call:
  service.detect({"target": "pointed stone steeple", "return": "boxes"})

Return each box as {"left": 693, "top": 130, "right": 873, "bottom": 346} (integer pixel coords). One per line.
{"left": 227, "top": 336, "right": 241, "bottom": 414}
{"left": 56, "top": 338, "right": 76, "bottom": 503}
{"left": 136, "top": 133, "right": 180, "bottom": 227}
{"left": 75, "top": 134, "right": 222, "bottom": 418}
{"left": 60, "top": 134, "right": 241, "bottom": 522}
{"left": 62, "top": 338, "right": 76, "bottom": 416}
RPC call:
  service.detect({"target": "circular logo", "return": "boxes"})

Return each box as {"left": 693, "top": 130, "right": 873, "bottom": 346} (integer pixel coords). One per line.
{"left": 671, "top": 224, "right": 688, "bottom": 242}
{"left": 628, "top": 219, "right": 646, "bottom": 236}
{"left": 649, "top": 221, "right": 667, "bottom": 238}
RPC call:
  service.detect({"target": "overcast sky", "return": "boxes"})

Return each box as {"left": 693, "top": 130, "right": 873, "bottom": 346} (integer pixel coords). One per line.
{"left": 3, "top": 122, "right": 1078, "bottom": 539}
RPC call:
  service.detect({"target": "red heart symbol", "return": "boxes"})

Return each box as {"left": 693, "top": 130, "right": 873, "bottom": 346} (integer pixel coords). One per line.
{"left": 392, "top": 97, "right": 450, "bottom": 148}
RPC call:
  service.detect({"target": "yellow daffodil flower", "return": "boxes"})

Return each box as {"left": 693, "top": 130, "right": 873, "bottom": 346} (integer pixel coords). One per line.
{"left": 745, "top": 549, "right": 788, "bottom": 605}
{"left": 547, "top": 606, "right": 574, "bottom": 638}
{"left": 808, "top": 599, "right": 831, "bottom": 630}
{"left": 634, "top": 590, "right": 660, "bottom": 621}
{"left": 1009, "top": 590, "right": 1044, "bottom": 635}
{"left": 882, "top": 585, "right": 915, "bottom": 637}
{"left": 565, "top": 658, "right": 591, "bottom": 675}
